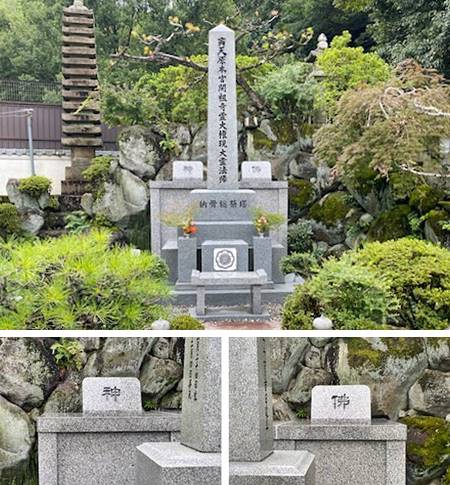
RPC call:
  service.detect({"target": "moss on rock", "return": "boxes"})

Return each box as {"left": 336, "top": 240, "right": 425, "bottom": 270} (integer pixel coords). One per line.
{"left": 345, "top": 338, "right": 425, "bottom": 370}
{"left": 252, "top": 129, "right": 276, "bottom": 151}
{"left": 308, "top": 192, "right": 353, "bottom": 226}
{"left": 400, "top": 416, "right": 450, "bottom": 479}
{"left": 367, "top": 205, "right": 411, "bottom": 242}
{"left": 289, "top": 179, "right": 315, "bottom": 209}
{"left": 409, "top": 184, "right": 443, "bottom": 214}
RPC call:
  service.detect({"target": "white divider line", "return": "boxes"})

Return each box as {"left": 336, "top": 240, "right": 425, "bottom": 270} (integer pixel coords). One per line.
{"left": 221, "top": 336, "right": 230, "bottom": 485}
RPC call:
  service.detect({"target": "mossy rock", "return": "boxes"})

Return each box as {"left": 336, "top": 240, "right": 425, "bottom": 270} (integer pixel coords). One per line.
{"left": 289, "top": 179, "right": 316, "bottom": 209}
{"left": 308, "top": 192, "right": 353, "bottom": 226}
{"left": 271, "top": 118, "right": 299, "bottom": 145}
{"left": 252, "top": 129, "right": 276, "bottom": 151}
{"left": 367, "top": 205, "right": 411, "bottom": 242}
{"left": 409, "top": 184, "right": 443, "bottom": 214}
{"left": 344, "top": 337, "right": 425, "bottom": 371}
{"left": 400, "top": 416, "right": 450, "bottom": 483}
{"left": 343, "top": 159, "right": 378, "bottom": 197}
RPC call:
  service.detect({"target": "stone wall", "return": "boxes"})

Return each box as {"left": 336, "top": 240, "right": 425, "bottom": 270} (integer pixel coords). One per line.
{"left": 0, "top": 337, "right": 448, "bottom": 484}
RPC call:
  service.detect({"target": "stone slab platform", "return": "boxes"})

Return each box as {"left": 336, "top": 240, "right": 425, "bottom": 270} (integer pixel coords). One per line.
{"left": 190, "top": 307, "right": 271, "bottom": 322}
{"left": 173, "top": 282, "right": 296, "bottom": 306}
{"left": 136, "top": 442, "right": 221, "bottom": 485}
{"left": 38, "top": 412, "right": 181, "bottom": 485}
{"left": 230, "top": 450, "right": 315, "bottom": 485}
{"left": 274, "top": 420, "right": 406, "bottom": 485}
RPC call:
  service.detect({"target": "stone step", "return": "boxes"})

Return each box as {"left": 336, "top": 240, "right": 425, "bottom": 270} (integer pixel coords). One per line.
{"left": 61, "top": 179, "right": 90, "bottom": 196}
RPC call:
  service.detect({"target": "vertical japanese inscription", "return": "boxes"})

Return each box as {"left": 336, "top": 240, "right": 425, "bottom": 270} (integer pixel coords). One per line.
{"left": 261, "top": 338, "right": 271, "bottom": 431}
{"left": 187, "top": 337, "right": 201, "bottom": 401}
{"left": 217, "top": 36, "right": 228, "bottom": 185}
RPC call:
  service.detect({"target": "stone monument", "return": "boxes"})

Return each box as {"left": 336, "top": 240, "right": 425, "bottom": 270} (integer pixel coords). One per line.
{"left": 136, "top": 338, "right": 221, "bottom": 484}
{"left": 61, "top": 0, "right": 102, "bottom": 194}
{"left": 150, "top": 25, "right": 291, "bottom": 314}
{"left": 38, "top": 377, "right": 180, "bottom": 485}
{"left": 275, "top": 384, "right": 407, "bottom": 484}
{"left": 229, "top": 338, "right": 315, "bottom": 484}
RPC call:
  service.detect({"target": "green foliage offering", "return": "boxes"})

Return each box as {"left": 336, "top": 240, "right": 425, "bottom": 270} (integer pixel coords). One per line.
{"left": 282, "top": 238, "right": 450, "bottom": 330}
{"left": 0, "top": 230, "right": 170, "bottom": 330}
{"left": 315, "top": 61, "right": 450, "bottom": 183}
{"left": 256, "top": 62, "right": 317, "bottom": 125}
{"left": 18, "top": 176, "right": 51, "bottom": 198}
{"left": 65, "top": 211, "right": 92, "bottom": 235}
{"left": 287, "top": 220, "right": 315, "bottom": 253}
{"left": 0, "top": 203, "right": 21, "bottom": 239}
{"left": 251, "top": 208, "right": 285, "bottom": 235}
{"left": 51, "top": 339, "right": 84, "bottom": 371}
{"left": 316, "top": 31, "right": 390, "bottom": 114}
{"left": 170, "top": 315, "right": 204, "bottom": 330}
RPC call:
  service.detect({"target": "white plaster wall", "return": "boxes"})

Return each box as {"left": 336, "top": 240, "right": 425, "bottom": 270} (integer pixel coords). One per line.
{"left": 0, "top": 155, "right": 71, "bottom": 195}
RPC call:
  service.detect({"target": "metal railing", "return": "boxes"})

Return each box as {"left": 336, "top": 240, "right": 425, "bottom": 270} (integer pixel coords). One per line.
{"left": 0, "top": 79, "right": 61, "bottom": 104}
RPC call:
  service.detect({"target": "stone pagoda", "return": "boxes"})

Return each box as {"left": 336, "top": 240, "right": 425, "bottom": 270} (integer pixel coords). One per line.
{"left": 61, "top": 0, "right": 102, "bottom": 193}
{"left": 150, "top": 25, "right": 292, "bottom": 318}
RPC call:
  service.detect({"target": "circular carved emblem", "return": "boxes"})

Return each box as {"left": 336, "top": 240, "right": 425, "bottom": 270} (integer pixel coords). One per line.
{"left": 214, "top": 248, "right": 237, "bottom": 271}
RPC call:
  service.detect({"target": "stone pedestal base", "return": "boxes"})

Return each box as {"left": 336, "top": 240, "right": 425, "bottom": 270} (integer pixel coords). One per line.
{"left": 275, "top": 420, "right": 407, "bottom": 485}
{"left": 230, "top": 450, "right": 315, "bottom": 485}
{"left": 136, "top": 442, "right": 221, "bottom": 485}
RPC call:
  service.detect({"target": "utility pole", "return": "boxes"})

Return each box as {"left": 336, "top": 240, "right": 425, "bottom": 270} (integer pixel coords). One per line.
{"left": 26, "top": 109, "right": 36, "bottom": 176}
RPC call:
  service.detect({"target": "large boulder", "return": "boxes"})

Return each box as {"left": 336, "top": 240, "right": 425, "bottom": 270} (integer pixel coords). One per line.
{"left": 43, "top": 371, "right": 82, "bottom": 414}
{"left": 426, "top": 338, "right": 450, "bottom": 372}
{"left": 140, "top": 356, "right": 183, "bottom": 401}
{"left": 118, "top": 126, "right": 166, "bottom": 180}
{"left": 334, "top": 338, "right": 428, "bottom": 419}
{"left": 0, "top": 339, "right": 59, "bottom": 410}
{"left": 286, "top": 366, "right": 333, "bottom": 407}
{"left": 92, "top": 338, "right": 156, "bottom": 377}
{"left": 92, "top": 168, "right": 149, "bottom": 222}
{"left": 0, "top": 396, "right": 35, "bottom": 483}
{"left": 409, "top": 370, "right": 450, "bottom": 418}
{"left": 271, "top": 338, "right": 310, "bottom": 394}
{"left": 6, "top": 179, "right": 49, "bottom": 212}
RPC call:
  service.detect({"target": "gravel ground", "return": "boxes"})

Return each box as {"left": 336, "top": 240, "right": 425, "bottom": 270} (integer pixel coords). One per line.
{"left": 172, "top": 303, "right": 283, "bottom": 329}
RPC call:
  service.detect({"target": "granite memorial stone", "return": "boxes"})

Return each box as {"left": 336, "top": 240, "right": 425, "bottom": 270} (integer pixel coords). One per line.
{"left": 311, "top": 385, "right": 371, "bottom": 424}
{"left": 229, "top": 338, "right": 315, "bottom": 484}
{"left": 173, "top": 161, "right": 204, "bottom": 181}
{"left": 136, "top": 338, "right": 221, "bottom": 485}
{"left": 241, "top": 161, "right": 272, "bottom": 181}
{"left": 181, "top": 337, "right": 221, "bottom": 453}
{"left": 82, "top": 377, "right": 142, "bottom": 415}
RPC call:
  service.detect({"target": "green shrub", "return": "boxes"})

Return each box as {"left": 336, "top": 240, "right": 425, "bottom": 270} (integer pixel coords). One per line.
{"left": 82, "top": 156, "right": 114, "bottom": 197}
{"left": 0, "top": 203, "right": 22, "bottom": 239}
{"left": 287, "top": 220, "right": 314, "bottom": 253}
{"left": 0, "top": 230, "right": 170, "bottom": 330}
{"left": 283, "top": 256, "right": 395, "bottom": 330}
{"left": 65, "top": 211, "right": 92, "bottom": 234}
{"left": 282, "top": 238, "right": 450, "bottom": 330}
{"left": 280, "top": 252, "right": 319, "bottom": 278}
{"left": 353, "top": 238, "right": 450, "bottom": 329}
{"left": 51, "top": 339, "right": 85, "bottom": 371}
{"left": 18, "top": 176, "right": 52, "bottom": 198}
{"left": 170, "top": 315, "right": 204, "bottom": 330}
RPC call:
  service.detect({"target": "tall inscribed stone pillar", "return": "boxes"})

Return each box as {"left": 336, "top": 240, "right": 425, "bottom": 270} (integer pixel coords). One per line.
{"left": 61, "top": 0, "right": 102, "bottom": 188}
